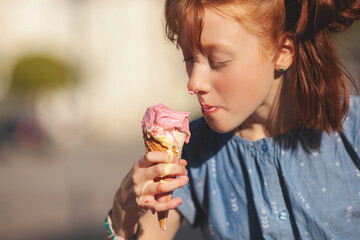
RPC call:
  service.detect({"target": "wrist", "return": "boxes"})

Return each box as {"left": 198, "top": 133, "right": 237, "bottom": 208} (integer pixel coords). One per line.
{"left": 105, "top": 209, "right": 140, "bottom": 240}
{"left": 111, "top": 206, "right": 140, "bottom": 238}
{"left": 112, "top": 190, "right": 142, "bottom": 238}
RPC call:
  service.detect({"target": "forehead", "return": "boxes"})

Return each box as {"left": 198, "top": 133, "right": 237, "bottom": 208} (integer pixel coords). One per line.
{"left": 201, "top": 9, "right": 246, "bottom": 46}
{"left": 179, "top": 8, "right": 258, "bottom": 52}
{"left": 178, "top": 7, "right": 276, "bottom": 61}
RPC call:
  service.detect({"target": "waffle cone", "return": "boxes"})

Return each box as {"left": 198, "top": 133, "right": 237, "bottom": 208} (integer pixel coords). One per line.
{"left": 144, "top": 135, "right": 183, "bottom": 232}
{"left": 145, "top": 137, "right": 180, "bottom": 162}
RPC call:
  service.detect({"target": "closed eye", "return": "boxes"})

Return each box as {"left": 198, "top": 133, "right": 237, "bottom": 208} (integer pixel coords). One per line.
{"left": 209, "top": 59, "right": 229, "bottom": 71}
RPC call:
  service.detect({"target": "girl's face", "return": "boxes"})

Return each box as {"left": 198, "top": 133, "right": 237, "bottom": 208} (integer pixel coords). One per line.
{"left": 180, "top": 8, "right": 281, "bottom": 134}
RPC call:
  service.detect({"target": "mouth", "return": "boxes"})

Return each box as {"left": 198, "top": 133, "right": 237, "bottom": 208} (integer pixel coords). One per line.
{"left": 200, "top": 104, "right": 220, "bottom": 115}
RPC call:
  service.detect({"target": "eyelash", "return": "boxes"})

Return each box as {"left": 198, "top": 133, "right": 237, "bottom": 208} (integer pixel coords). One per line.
{"left": 183, "top": 57, "right": 227, "bottom": 71}
{"left": 209, "top": 59, "right": 226, "bottom": 71}
{"left": 183, "top": 57, "right": 193, "bottom": 62}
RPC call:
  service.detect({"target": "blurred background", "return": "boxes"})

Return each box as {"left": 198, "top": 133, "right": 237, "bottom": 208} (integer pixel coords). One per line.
{"left": 0, "top": 1, "right": 359, "bottom": 240}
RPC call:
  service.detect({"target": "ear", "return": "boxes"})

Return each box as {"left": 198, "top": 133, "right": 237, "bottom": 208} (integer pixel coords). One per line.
{"left": 275, "top": 33, "right": 295, "bottom": 72}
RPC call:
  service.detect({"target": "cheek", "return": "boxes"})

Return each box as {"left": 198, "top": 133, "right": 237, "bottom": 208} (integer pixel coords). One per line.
{"left": 215, "top": 68, "right": 260, "bottom": 96}
{"left": 215, "top": 63, "right": 274, "bottom": 105}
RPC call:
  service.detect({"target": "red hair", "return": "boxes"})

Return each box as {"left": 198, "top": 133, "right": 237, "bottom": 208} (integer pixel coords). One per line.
{"left": 165, "top": 0, "right": 360, "bottom": 133}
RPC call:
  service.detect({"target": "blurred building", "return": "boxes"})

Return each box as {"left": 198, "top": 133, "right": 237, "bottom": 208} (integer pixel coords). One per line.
{"left": 0, "top": 0, "right": 200, "bottom": 147}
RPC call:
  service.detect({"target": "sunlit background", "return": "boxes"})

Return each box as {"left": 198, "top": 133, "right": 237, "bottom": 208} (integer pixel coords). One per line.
{"left": 0, "top": 1, "right": 359, "bottom": 240}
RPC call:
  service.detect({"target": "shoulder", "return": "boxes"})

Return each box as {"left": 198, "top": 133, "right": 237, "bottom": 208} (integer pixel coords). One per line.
{"left": 341, "top": 95, "right": 360, "bottom": 148}
{"left": 348, "top": 95, "right": 360, "bottom": 119}
{"left": 344, "top": 95, "right": 360, "bottom": 131}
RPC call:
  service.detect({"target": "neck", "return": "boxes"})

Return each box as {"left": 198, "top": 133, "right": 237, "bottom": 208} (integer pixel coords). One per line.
{"left": 234, "top": 72, "right": 297, "bottom": 141}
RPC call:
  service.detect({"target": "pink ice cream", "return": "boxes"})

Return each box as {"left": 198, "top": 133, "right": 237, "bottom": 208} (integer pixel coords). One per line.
{"left": 141, "top": 103, "right": 191, "bottom": 143}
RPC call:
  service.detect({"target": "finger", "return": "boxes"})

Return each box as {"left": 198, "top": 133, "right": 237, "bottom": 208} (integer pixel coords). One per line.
{"left": 137, "top": 195, "right": 154, "bottom": 210}
{"left": 143, "top": 197, "right": 183, "bottom": 212}
{"left": 140, "top": 163, "right": 187, "bottom": 182}
{"left": 179, "top": 159, "right": 187, "bottom": 167}
{"left": 131, "top": 164, "right": 187, "bottom": 201}
{"left": 137, "top": 152, "right": 169, "bottom": 168}
{"left": 134, "top": 163, "right": 187, "bottom": 184}
{"left": 142, "top": 176, "right": 189, "bottom": 196}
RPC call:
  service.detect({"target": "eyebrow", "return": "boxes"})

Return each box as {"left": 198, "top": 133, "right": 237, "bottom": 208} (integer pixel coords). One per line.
{"left": 201, "top": 42, "right": 234, "bottom": 54}
{"left": 178, "top": 39, "right": 234, "bottom": 56}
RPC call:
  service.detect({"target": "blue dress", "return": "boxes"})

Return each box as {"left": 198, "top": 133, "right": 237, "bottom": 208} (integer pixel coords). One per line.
{"left": 174, "top": 96, "right": 360, "bottom": 240}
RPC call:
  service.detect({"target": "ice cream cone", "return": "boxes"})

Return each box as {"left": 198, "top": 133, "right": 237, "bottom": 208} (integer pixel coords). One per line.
{"left": 141, "top": 104, "right": 190, "bottom": 232}
{"left": 144, "top": 133, "right": 184, "bottom": 232}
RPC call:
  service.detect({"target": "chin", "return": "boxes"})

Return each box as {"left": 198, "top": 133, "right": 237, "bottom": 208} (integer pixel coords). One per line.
{"left": 204, "top": 117, "right": 235, "bottom": 134}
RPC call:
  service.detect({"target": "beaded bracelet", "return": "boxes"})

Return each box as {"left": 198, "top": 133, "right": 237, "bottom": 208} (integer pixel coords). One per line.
{"left": 105, "top": 209, "right": 139, "bottom": 240}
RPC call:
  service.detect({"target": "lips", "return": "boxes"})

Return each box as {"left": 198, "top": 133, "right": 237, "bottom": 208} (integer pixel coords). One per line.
{"left": 201, "top": 104, "right": 219, "bottom": 115}
{"left": 198, "top": 98, "right": 220, "bottom": 115}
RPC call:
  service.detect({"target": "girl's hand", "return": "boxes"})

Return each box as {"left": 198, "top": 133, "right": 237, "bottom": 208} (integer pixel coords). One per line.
{"left": 124, "top": 151, "right": 188, "bottom": 213}
{"left": 111, "top": 152, "right": 188, "bottom": 237}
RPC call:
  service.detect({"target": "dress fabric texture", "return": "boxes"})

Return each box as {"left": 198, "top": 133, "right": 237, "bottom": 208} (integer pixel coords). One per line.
{"left": 173, "top": 95, "right": 360, "bottom": 240}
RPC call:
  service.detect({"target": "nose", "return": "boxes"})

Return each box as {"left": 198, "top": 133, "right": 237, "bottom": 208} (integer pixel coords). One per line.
{"left": 187, "top": 63, "right": 211, "bottom": 95}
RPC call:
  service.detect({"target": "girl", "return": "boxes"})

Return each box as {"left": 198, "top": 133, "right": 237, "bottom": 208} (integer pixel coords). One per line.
{"left": 106, "top": 0, "right": 360, "bottom": 239}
